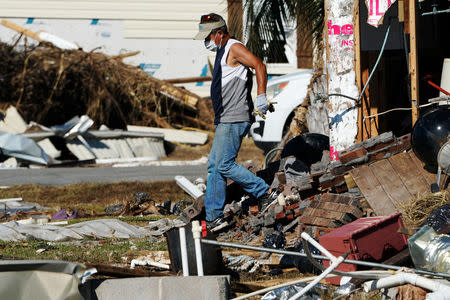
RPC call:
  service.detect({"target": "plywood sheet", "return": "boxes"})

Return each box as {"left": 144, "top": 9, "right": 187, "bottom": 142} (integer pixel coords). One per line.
{"left": 388, "top": 152, "right": 430, "bottom": 197}
{"left": 408, "top": 150, "right": 437, "bottom": 186}
{"left": 350, "top": 165, "right": 397, "bottom": 215}
{"left": 351, "top": 151, "right": 439, "bottom": 216}
{"left": 369, "top": 159, "right": 412, "bottom": 212}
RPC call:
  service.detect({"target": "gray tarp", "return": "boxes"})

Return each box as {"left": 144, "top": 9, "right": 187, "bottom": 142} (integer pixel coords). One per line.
{"left": 0, "top": 219, "right": 163, "bottom": 242}
{"left": 0, "top": 131, "right": 51, "bottom": 165}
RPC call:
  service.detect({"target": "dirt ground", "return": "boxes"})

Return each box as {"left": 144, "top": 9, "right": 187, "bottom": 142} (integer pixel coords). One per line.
{"left": 1, "top": 137, "right": 265, "bottom": 213}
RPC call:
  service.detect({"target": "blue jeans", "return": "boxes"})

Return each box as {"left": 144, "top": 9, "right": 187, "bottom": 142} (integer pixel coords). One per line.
{"left": 205, "top": 122, "right": 269, "bottom": 221}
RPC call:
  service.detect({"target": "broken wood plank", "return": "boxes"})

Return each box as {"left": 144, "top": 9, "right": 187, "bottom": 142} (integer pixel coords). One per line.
{"left": 111, "top": 51, "right": 140, "bottom": 60}
{"left": 165, "top": 76, "right": 212, "bottom": 84}
{"left": 87, "top": 263, "right": 173, "bottom": 278}
{"left": 388, "top": 152, "right": 430, "bottom": 198}
{"left": 369, "top": 159, "right": 412, "bottom": 211}
{"left": 409, "top": 0, "right": 419, "bottom": 125}
{"left": 1, "top": 19, "right": 42, "bottom": 41}
{"left": 350, "top": 165, "right": 397, "bottom": 216}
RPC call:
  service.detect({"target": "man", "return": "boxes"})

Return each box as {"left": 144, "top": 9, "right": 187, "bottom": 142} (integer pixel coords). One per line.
{"left": 194, "top": 13, "right": 278, "bottom": 231}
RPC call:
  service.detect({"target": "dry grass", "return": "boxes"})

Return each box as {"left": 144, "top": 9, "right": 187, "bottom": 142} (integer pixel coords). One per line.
{"left": 398, "top": 190, "right": 449, "bottom": 229}
{"left": 1, "top": 181, "right": 189, "bottom": 216}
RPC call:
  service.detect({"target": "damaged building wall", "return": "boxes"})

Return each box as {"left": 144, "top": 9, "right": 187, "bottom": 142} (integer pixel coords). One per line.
{"left": 325, "top": 0, "right": 360, "bottom": 157}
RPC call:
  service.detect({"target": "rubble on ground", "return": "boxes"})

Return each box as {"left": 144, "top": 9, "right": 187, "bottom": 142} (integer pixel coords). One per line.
{"left": 162, "top": 130, "right": 449, "bottom": 297}
{"left": 0, "top": 107, "right": 209, "bottom": 167}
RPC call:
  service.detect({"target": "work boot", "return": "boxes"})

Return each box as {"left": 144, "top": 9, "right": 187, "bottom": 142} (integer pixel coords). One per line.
{"left": 258, "top": 189, "right": 280, "bottom": 212}
{"left": 206, "top": 216, "right": 229, "bottom": 232}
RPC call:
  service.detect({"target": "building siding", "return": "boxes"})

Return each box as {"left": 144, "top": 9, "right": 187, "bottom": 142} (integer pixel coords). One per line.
{"left": 0, "top": 0, "right": 228, "bottom": 39}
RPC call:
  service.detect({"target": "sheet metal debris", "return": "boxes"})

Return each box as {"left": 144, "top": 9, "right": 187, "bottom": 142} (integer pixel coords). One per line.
{"left": 0, "top": 219, "right": 160, "bottom": 242}
{"left": 0, "top": 260, "right": 92, "bottom": 300}
{"left": 0, "top": 131, "right": 51, "bottom": 165}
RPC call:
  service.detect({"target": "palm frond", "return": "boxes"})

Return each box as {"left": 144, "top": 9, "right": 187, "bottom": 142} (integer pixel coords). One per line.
{"left": 242, "top": 0, "right": 324, "bottom": 63}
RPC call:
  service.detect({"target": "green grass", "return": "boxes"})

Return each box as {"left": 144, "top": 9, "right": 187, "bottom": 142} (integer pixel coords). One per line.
{"left": 0, "top": 238, "right": 167, "bottom": 264}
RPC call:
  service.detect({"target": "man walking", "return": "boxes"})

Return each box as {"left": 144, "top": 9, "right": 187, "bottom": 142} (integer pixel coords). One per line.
{"left": 194, "top": 13, "right": 278, "bottom": 231}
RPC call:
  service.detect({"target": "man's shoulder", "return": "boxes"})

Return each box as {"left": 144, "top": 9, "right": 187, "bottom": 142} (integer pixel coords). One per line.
{"left": 228, "top": 39, "right": 247, "bottom": 55}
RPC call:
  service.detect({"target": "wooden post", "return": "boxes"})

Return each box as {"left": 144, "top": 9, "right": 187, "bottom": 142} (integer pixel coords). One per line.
{"left": 227, "top": 0, "right": 243, "bottom": 41}
{"left": 409, "top": 0, "right": 419, "bottom": 125}
{"left": 296, "top": 16, "right": 313, "bottom": 69}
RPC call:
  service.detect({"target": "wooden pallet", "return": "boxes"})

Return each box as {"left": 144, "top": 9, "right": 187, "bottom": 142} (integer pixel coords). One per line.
{"left": 350, "top": 150, "right": 438, "bottom": 216}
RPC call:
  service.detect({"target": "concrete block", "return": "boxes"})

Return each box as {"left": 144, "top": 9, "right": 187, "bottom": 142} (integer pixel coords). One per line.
{"left": 83, "top": 275, "right": 230, "bottom": 300}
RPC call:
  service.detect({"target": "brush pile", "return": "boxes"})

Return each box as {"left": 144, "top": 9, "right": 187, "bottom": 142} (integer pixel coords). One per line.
{"left": 0, "top": 40, "right": 214, "bottom": 130}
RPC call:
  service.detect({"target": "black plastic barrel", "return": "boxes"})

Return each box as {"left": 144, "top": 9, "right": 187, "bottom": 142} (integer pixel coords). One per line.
{"left": 164, "top": 223, "right": 224, "bottom": 275}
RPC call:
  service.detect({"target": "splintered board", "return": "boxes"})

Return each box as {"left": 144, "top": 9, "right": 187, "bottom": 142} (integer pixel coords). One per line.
{"left": 350, "top": 151, "right": 436, "bottom": 216}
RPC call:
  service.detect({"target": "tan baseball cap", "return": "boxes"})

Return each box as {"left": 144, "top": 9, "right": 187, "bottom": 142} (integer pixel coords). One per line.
{"left": 194, "top": 13, "right": 226, "bottom": 40}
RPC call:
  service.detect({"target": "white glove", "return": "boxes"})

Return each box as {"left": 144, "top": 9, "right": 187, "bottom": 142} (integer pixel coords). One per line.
{"left": 255, "top": 93, "right": 269, "bottom": 115}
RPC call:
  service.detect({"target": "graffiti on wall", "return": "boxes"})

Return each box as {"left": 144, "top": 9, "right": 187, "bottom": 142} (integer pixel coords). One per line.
{"left": 365, "top": 0, "right": 397, "bottom": 27}
{"left": 327, "top": 20, "right": 354, "bottom": 49}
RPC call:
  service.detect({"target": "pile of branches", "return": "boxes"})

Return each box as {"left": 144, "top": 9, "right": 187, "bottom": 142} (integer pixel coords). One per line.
{"left": 0, "top": 40, "right": 214, "bottom": 130}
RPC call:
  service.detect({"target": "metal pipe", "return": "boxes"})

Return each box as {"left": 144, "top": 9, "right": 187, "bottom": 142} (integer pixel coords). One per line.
{"left": 301, "top": 232, "right": 334, "bottom": 260}
{"left": 231, "top": 270, "right": 393, "bottom": 300}
{"left": 192, "top": 221, "right": 204, "bottom": 276}
{"left": 289, "top": 232, "right": 346, "bottom": 299}
{"left": 363, "top": 272, "right": 450, "bottom": 299}
{"left": 201, "top": 239, "right": 450, "bottom": 279}
{"left": 301, "top": 235, "right": 384, "bottom": 280}
{"left": 290, "top": 256, "right": 345, "bottom": 300}
{"left": 130, "top": 259, "right": 170, "bottom": 270}
{"left": 179, "top": 226, "right": 189, "bottom": 276}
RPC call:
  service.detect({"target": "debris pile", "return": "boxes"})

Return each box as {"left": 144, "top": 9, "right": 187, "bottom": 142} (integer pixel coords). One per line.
{"left": 0, "top": 40, "right": 214, "bottom": 131}
{"left": 0, "top": 107, "right": 209, "bottom": 167}
{"left": 182, "top": 131, "right": 416, "bottom": 244}
{"left": 167, "top": 130, "right": 449, "bottom": 294}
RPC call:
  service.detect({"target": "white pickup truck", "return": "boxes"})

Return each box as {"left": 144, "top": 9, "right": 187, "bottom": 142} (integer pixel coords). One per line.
{"left": 249, "top": 69, "right": 313, "bottom": 152}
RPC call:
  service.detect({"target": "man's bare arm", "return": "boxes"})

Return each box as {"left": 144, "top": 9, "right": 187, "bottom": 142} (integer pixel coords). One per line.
{"left": 229, "top": 43, "right": 267, "bottom": 95}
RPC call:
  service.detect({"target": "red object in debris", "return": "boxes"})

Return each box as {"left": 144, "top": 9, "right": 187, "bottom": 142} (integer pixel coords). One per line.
{"left": 201, "top": 220, "right": 207, "bottom": 237}
{"left": 318, "top": 213, "right": 408, "bottom": 285}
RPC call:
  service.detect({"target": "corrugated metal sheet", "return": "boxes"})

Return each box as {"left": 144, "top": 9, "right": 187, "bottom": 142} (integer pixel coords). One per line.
{"left": 127, "top": 125, "right": 208, "bottom": 145}
{"left": 126, "top": 137, "right": 166, "bottom": 158}
{"left": 66, "top": 140, "right": 96, "bottom": 160}
{"left": 0, "top": 0, "right": 228, "bottom": 39}
{"left": 67, "top": 137, "right": 166, "bottom": 160}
